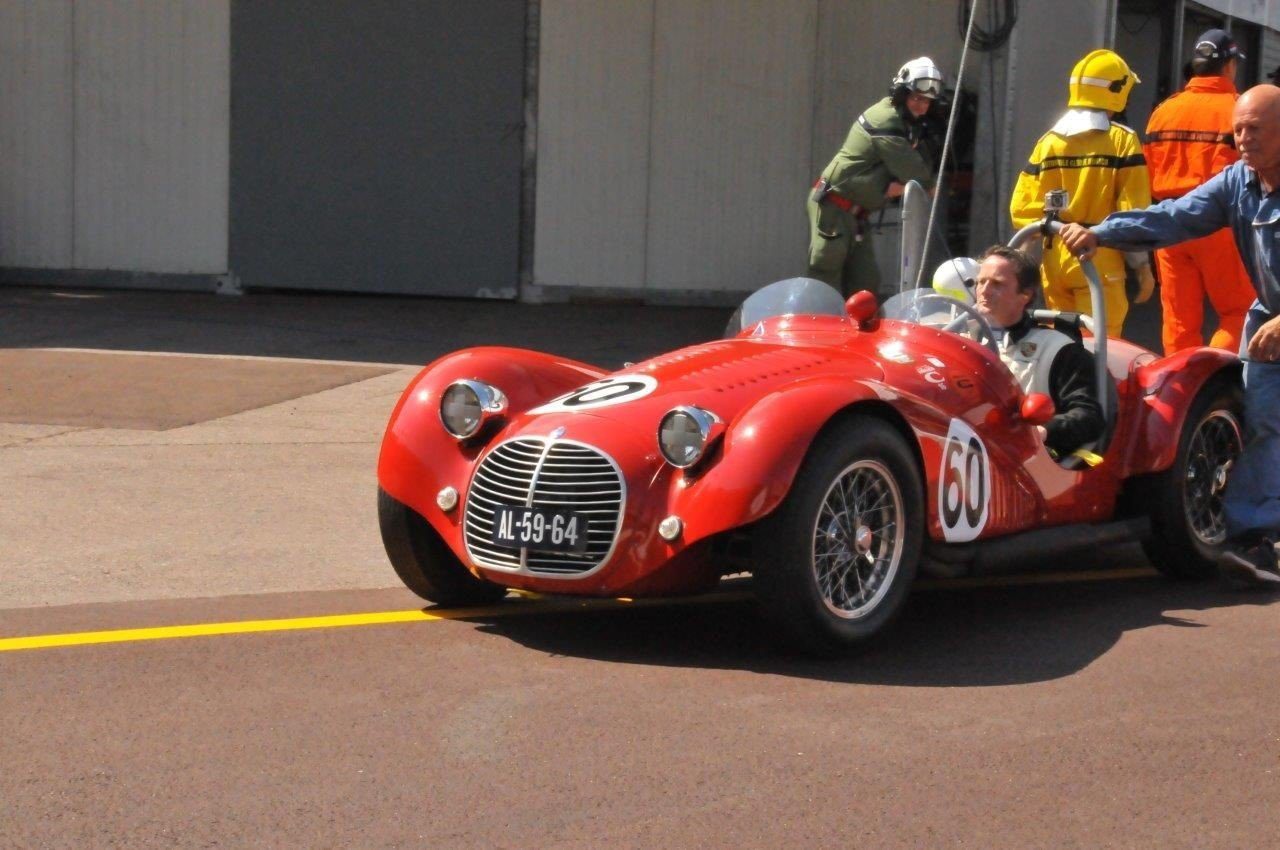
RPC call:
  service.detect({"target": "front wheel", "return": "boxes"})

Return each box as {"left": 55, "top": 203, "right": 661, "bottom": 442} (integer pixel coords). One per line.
{"left": 378, "top": 488, "right": 509, "bottom": 606}
{"left": 1141, "top": 378, "right": 1244, "bottom": 578}
{"left": 753, "top": 416, "right": 923, "bottom": 654}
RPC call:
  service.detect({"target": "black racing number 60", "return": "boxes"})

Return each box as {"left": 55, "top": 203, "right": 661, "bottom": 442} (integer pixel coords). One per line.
{"left": 942, "top": 434, "right": 986, "bottom": 531}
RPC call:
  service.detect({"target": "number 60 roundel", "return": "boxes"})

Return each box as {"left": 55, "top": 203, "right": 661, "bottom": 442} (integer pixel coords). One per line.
{"left": 938, "top": 418, "right": 990, "bottom": 542}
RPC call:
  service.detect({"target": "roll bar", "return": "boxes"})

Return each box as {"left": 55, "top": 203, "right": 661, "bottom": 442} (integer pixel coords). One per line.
{"left": 1007, "top": 220, "right": 1111, "bottom": 427}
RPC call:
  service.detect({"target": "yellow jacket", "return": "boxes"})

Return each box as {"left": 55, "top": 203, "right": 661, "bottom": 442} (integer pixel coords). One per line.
{"left": 1010, "top": 120, "right": 1151, "bottom": 230}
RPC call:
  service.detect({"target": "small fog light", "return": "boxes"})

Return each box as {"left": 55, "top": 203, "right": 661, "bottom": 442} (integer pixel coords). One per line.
{"left": 658, "top": 515, "right": 683, "bottom": 541}
{"left": 436, "top": 486, "right": 459, "bottom": 512}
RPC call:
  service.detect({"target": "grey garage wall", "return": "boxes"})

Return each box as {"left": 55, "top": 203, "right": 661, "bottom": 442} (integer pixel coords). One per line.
{"left": 0, "top": 0, "right": 229, "bottom": 278}
{"left": 229, "top": 0, "right": 527, "bottom": 297}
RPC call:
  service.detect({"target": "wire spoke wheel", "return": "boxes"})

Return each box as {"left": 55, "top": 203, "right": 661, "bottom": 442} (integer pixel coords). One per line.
{"left": 811, "top": 459, "right": 905, "bottom": 619}
{"left": 754, "top": 416, "right": 922, "bottom": 653}
{"left": 1182, "top": 409, "right": 1242, "bottom": 546}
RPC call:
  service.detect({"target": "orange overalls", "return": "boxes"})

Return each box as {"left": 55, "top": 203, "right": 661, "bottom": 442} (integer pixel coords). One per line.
{"left": 1144, "top": 75, "right": 1255, "bottom": 354}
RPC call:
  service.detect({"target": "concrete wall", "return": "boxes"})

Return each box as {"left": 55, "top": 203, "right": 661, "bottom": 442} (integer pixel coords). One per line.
{"left": 0, "top": 0, "right": 228, "bottom": 275}
{"left": 533, "top": 0, "right": 977, "bottom": 300}
{"left": 0, "top": 1, "right": 73, "bottom": 268}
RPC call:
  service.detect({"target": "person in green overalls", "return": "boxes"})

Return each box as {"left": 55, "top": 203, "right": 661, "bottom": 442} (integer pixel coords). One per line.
{"left": 807, "top": 57, "right": 945, "bottom": 297}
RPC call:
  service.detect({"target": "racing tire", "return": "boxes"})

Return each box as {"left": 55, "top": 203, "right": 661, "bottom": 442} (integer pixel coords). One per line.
{"left": 753, "top": 416, "right": 923, "bottom": 655}
{"left": 1140, "top": 378, "right": 1244, "bottom": 579}
{"left": 378, "top": 487, "right": 509, "bottom": 606}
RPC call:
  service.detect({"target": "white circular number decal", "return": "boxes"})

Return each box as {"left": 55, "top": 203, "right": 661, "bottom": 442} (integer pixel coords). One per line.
{"left": 530, "top": 375, "right": 658, "bottom": 414}
{"left": 939, "top": 418, "right": 990, "bottom": 542}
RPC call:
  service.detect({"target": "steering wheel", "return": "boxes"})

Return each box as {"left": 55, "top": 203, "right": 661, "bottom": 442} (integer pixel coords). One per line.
{"left": 908, "top": 293, "right": 1000, "bottom": 355}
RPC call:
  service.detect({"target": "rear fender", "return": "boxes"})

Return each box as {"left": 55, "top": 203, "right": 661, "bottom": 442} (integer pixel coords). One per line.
{"left": 1128, "top": 348, "right": 1240, "bottom": 474}
{"left": 669, "top": 376, "right": 923, "bottom": 541}
{"left": 377, "top": 348, "right": 605, "bottom": 535}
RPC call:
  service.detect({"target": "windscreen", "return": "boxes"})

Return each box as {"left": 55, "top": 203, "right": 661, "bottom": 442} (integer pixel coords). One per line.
{"left": 880, "top": 287, "right": 996, "bottom": 349}
{"left": 880, "top": 287, "right": 961, "bottom": 325}
{"left": 898, "top": 180, "right": 930, "bottom": 296}
{"left": 724, "top": 277, "right": 846, "bottom": 337}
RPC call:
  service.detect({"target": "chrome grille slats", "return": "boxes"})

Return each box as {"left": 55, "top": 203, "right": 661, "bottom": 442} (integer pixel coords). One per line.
{"left": 463, "top": 437, "right": 625, "bottom": 577}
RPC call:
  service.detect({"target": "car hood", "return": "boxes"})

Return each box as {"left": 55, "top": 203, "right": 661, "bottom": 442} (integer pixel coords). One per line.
{"left": 502, "top": 334, "right": 885, "bottom": 440}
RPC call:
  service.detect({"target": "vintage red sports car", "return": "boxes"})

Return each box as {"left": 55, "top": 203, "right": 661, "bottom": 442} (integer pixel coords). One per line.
{"left": 377, "top": 223, "right": 1242, "bottom": 654}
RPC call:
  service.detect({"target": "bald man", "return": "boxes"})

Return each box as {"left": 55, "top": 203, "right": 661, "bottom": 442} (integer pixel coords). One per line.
{"left": 1062, "top": 85, "right": 1280, "bottom": 588}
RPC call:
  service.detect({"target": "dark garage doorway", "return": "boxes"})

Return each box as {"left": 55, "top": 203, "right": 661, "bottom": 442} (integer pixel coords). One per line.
{"left": 229, "top": 1, "right": 527, "bottom": 298}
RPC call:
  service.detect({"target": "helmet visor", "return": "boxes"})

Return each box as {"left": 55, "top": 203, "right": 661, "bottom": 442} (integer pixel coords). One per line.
{"left": 1195, "top": 39, "right": 1245, "bottom": 61}
{"left": 911, "top": 77, "right": 943, "bottom": 98}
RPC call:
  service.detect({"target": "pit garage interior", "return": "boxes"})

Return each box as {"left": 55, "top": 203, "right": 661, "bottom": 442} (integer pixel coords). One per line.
{"left": 3, "top": 0, "right": 1280, "bottom": 305}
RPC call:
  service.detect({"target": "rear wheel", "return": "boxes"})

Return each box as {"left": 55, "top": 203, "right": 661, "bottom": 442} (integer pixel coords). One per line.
{"left": 378, "top": 488, "right": 508, "bottom": 605}
{"left": 1141, "top": 379, "right": 1243, "bottom": 578}
{"left": 753, "top": 416, "right": 923, "bottom": 654}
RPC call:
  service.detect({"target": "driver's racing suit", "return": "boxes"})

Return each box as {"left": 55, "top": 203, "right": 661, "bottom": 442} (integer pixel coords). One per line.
{"left": 996, "top": 314, "right": 1104, "bottom": 458}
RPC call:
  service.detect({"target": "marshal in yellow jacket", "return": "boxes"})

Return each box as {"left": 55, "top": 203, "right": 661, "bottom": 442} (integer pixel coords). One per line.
{"left": 1010, "top": 115, "right": 1151, "bottom": 336}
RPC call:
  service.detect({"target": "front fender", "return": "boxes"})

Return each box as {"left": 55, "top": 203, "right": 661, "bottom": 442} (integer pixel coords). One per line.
{"left": 1128, "top": 347, "right": 1240, "bottom": 474}
{"left": 668, "top": 375, "right": 902, "bottom": 542}
{"left": 377, "top": 347, "right": 605, "bottom": 541}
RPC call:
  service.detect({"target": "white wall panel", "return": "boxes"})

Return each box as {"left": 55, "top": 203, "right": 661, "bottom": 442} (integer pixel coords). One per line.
{"left": 1263, "top": 27, "right": 1280, "bottom": 76}
{"left": 646, "top": 0, "right": 817, "bottom": 291}
{"left": 534, "top": 0, "right": 654, "bottom": 290}
{"left": 74, "top": 0, "right": 228, "bottom": 273}
{"left": 0, "top": 1, "right": 73, "bottom": 268}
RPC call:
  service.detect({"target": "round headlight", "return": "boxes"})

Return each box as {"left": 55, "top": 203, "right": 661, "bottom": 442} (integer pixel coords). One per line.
{"left": 658, "top": 406, "right": 719, "bottom": 468}
{"left": 440, "top": 380, "right": 506, "bottom": 439}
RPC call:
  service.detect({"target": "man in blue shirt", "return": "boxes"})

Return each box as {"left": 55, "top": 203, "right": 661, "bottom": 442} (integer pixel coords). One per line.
{"left": 1062, "top": 84, "right": 1280, "bottom": 588}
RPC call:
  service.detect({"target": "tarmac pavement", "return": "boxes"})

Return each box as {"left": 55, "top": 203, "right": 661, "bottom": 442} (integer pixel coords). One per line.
{"left": 4, "top": 283, "right": 1279, "bottom": 849}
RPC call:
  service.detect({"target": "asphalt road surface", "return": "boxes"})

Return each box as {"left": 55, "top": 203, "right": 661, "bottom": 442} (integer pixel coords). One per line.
{"left": 2, "top": 287, "right": 1276, "bottom": 848}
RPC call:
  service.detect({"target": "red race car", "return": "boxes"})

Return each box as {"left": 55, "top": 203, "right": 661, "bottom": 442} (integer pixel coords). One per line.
{"left": 377, "top": 221, "right": 1242, "bottom": 654}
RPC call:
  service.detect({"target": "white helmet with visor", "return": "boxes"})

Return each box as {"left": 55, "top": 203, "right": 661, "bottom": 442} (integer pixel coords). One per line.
{"left": 893, "top": 57, "right": 945, "bottom": 99}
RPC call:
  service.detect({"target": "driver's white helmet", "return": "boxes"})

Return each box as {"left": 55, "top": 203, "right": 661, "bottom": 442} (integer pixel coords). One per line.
{"left": 932, "top": 257, "right": 979, "bottom": 304}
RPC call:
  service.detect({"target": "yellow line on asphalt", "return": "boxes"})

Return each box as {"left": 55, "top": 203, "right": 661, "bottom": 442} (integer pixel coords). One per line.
{"left": 0, "top": 609, "right": 450, "bottom": 652}
{"left": 0, "top": 592, "right": 748, "bottom": 653}
{"left": 0, "top": 567, "right": 1156, "bottom": 653}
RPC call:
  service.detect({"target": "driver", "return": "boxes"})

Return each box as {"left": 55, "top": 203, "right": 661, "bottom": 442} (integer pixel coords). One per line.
{"left": 973, "top": 245, "right": 1105, "bottom": 459}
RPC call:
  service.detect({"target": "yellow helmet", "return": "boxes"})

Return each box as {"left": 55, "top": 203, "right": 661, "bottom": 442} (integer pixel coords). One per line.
{"left": 1067, "top": 49, "right": 1139, "bottom": 113}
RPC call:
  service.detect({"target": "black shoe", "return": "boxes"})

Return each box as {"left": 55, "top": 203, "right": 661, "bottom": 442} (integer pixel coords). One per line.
{"left": 1217, "top": 537, "right": 1280, "bottom": 589}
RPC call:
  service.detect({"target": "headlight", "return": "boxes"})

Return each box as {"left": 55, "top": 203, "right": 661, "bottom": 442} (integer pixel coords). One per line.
{"left": 658, "top": 406, "right": 721, "bottom": 468}
{"left": 439, "top": 380, "right": 507, "bottom": 439}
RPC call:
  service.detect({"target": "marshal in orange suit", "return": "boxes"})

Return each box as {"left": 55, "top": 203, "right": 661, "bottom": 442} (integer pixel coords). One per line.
{"left": 1144, "top": 28, "right": 1256, "bottom": 354}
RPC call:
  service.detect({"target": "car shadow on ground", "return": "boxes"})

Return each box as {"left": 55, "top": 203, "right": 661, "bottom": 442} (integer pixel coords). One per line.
{"left": 460, "top": 564, "right": 1277, "bottom": 687}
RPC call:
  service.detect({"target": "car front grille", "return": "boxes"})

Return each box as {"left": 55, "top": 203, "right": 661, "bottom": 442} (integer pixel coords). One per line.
{"left": 463, "top": 438, "right": 624, "bottom": 575}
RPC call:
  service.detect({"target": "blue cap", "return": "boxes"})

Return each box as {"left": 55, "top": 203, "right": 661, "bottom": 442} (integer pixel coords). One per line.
{"left": 1194, "top": 29, "right": 1245, "bottom": 61}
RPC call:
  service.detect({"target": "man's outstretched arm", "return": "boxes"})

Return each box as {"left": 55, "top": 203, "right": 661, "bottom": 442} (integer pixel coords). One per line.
{"left": 1060, "top": 169, "right": 1237, "bottom": 261}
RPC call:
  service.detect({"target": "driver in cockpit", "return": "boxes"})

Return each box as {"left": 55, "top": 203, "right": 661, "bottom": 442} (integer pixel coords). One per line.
{"left": 970, "top": 245, "right": 1105, "bottom": 459}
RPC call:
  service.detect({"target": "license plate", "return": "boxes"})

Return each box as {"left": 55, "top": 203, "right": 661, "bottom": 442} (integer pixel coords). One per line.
{"left": 490, "top": 505, "right": 589, "bottom": 553}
